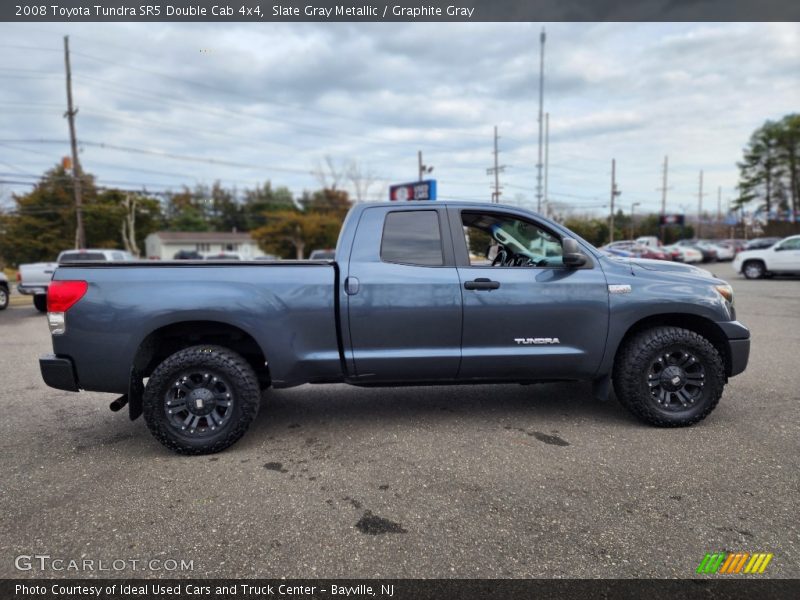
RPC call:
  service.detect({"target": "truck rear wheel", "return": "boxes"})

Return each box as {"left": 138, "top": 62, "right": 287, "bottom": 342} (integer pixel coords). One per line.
{"left": 143, "top": 345, "right": 261, "bottom": 454}
{"left": 0, "top": 285, "right": 8, "bottom": 310}
{"left": 613, "top": 326, "right": 725, "bottom": 427}
{"left": 33, "top": 294, "right": 47, "bottom": 312}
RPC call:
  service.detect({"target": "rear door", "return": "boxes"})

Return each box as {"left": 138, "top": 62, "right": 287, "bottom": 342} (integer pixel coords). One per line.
{"left": 449, "top": 206, "right": 609, "bottom": 380}
{"left": 345, "top": 206, "right": 462, "bottom": 382}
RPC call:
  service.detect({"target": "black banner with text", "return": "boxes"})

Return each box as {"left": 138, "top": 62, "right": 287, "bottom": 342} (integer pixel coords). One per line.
{"left": 3, "top": 579, "right": 800, "bottom": 600}
{"left": 3, "top": 0, "right": 800, "bottom": 22}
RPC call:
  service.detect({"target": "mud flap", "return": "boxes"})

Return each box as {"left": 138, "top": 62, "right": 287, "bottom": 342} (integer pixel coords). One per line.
{"left": 128, "top": 370, "right": 145, "bottom": 421}
{"left": 592, "top": 375, "right": 611, "bottom": 402}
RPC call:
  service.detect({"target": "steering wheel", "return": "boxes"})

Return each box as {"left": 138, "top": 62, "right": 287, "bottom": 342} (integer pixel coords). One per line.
{"left": 509, "top": 253, "right": 535, "bottom": 267}
{"left": 491, "top": 246, "right": 509, "bottom": 267}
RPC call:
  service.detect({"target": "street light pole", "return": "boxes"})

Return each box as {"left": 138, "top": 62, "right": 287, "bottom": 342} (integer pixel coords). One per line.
{"left": 418, "top": 150, "right": 433, "bottom": 182}
{"left": 609, "top": 158, "right": 620, "bottom": 243}
{"left": 630, "top": 202, "right": 641, "bottom": 239}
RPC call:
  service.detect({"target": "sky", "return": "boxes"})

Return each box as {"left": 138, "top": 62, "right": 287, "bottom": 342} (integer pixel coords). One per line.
{"left": 0, "top": 21, "right": 798, "bottom": 218}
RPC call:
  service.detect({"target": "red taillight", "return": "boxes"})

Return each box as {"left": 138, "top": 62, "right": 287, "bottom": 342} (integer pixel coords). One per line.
{"left": 48, "top": 280, "right": 88, "bottom": 312}
{"left": 16, "top": 271, "right": 21, "bottom": 282}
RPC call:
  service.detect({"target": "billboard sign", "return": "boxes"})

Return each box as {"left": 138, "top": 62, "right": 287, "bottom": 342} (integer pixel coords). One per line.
{"left": 659, "top": 214, "right": 685, "bottom": 226}
{"left": 389, "top": 180, "right": 437, "bottom": 201}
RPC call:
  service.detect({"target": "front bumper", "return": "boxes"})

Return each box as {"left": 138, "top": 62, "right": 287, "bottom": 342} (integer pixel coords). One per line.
{"left": 39, "top": 354, "right": 79, "bottom": 391}
{"left": 728, "top": 339, "right": 750, "bottom": 377}
{"left": 717, "top": 321, "right": 750, "bottom": 377}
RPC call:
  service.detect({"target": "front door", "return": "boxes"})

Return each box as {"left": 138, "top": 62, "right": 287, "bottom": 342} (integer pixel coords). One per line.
{"left": 451, "top": 207, "right": 609, "bottom": 380}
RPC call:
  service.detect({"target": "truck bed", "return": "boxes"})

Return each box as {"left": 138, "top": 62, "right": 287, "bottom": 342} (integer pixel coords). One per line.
{"left": 51, "top": 261, "right": 342, "bottom": 393}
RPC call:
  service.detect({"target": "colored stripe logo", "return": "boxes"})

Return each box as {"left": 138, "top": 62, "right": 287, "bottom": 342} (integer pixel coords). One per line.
{"left": 696, "top": 552, "right": 773, "bottom": 574}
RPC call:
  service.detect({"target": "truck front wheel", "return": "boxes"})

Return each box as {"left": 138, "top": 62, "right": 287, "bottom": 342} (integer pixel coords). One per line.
{"left": 142, "top": 345, "right": 261, "bottom": 454}
{"left": 613, "top": 326, "right": 725, "bottom": 427}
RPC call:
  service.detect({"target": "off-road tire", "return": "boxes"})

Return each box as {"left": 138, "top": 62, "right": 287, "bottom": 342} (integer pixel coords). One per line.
{"left": 613, "top": 326, "right": 725, "bottom": 427}
{"left": 0, "top": 285, "right": 8, "bottom": 310}
{"left": 33, "top": 294, "right": 47, "bottom": 312}
{"left": 742, "top": 260, "right": 766, "bottom": 279}
{"left": 143, "top": 345, "right": 260, "bottom": 454}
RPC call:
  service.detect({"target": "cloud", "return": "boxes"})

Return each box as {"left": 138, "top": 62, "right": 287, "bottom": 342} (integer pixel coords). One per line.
{"left": 0, "top": 21, "right": 798, "bottom": 215}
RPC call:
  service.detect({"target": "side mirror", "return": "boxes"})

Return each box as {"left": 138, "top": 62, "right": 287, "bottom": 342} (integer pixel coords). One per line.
{"left": 562, "top": 237, "right": 587, "bottom": 267}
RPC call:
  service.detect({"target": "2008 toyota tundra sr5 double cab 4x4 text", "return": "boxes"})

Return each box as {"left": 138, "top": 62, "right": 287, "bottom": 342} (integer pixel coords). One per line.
{"left": 39, "top": 202, "right": 750, "bottom": 454}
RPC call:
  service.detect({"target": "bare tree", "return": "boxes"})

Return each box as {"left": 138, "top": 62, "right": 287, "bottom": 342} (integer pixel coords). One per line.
{"left": 346, "top": 160, "right": 378, "bottom": 204}
{"left": 120, "top": 193, "right": 140, "bottom": 257}
{"left": 312, "top": 156, "right": 348, "bottom": 191}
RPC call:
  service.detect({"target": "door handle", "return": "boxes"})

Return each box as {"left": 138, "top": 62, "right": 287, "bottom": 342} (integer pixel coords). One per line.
{"left": 464, "top": 278, "right": 500, "bottom": 291}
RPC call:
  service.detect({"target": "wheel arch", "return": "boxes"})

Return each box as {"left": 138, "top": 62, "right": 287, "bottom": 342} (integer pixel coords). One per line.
{"left": 741, "top": 257, "right": 768, "bottom": 275}
{"left": 612, "top": 314, "right": 732, "bottom": 378}
{"left": 133, "top": 320, "right": 271, "bottom": 388}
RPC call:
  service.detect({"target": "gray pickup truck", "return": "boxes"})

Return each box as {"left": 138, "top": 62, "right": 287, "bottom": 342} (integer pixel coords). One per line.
{"left": 39, "top": 202, "right": 750, "bottom": 454}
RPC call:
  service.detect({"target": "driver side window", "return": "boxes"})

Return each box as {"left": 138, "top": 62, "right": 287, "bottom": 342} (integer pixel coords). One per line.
{"left": 461, "top": 211, "right": 563, "bottom": 267}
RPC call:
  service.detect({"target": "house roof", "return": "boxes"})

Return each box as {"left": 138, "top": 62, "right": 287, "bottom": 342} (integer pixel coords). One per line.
{"left": 149, "top": 231, "right": 255, "bottom": 243}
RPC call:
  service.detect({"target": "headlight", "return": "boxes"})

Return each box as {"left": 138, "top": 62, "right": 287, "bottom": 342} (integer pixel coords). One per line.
{"left": 714, "top": 284, "right": 734, "bottom": 304}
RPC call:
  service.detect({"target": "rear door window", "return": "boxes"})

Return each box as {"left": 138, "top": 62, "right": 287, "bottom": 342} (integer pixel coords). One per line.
{"left": 380, "top": 211, "right": 444, "bottom": 266}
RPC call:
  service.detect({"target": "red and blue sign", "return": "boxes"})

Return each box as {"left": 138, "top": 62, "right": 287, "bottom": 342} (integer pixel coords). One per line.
{"left": 389, "top": 180, "right": 437, "bottom": 201}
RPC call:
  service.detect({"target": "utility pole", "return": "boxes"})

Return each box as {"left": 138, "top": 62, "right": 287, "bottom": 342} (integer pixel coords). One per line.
{"left": 657, "top": 155, "right": 669, "bottom": 242}
{"left": 417, "top": 150, "right": 433, "bottom": 182}
{"left": 717, "top": 185, "right": 722, "bottom": 224}
{"left": 63, "top": 35, "right": 85, "bottom": 249}
{"left": 486, "top": 125, "right": 506, "bottom": 203}
{"left": 536, "top": 27, "right": 546, "bottom": 213}
{"left": 544, "top": 112, "right": 550, "bottom": 216}
{"left": 609, "top": 159, "right": 620, "bottom": 243}
{"left": 697, "top": 170, "right": 706, "bottom": 238}
{"left": 486, "top": 125, "right": 506, "bottom": 204}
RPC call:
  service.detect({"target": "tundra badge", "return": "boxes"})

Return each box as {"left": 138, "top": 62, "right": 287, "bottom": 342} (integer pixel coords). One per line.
{"left": 514, "top": 338, "right": 561, "bottom": 345}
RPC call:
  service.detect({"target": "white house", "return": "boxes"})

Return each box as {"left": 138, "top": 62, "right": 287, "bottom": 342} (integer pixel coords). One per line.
{"left": 145, "top": 231, "right": 261, "bottom": 260}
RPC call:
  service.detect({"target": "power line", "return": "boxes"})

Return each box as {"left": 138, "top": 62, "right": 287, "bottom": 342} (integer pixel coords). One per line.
{"left": 70, "top": 49, "right": 492, "bottom": 143}
{"left": 80, "top": 141, "right": 315, "bottom": 175}
{"left": 0, "top": 44, "right": 61, "bottom": 52}
{"left": 71, "top": 73, "right": 479, "bottom": 154}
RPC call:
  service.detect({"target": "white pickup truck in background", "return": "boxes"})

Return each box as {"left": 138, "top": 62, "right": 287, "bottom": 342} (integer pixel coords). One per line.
{"left": 18, "top": 249, "right": 134, "bottom": 312}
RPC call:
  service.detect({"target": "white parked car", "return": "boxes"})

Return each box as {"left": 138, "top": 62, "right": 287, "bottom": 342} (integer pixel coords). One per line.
{"left": 707, "top": 242, "right": 735, "bottom": 261}
{"left": 635, "top": 236, "right": 661, "bottom": 249}
{"left": 732, "top": 235, "right": 800, "bottom": 279}
{"left": 663, "top": 244, "right": 703, "bottom": 264}
{"left": 0, "top": 271, "right": 9, "bottom": 310}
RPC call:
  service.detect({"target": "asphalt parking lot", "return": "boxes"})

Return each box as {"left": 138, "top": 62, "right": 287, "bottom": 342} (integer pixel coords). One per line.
{"left": 1, "top": 262, "right": 798, "bottom": 579}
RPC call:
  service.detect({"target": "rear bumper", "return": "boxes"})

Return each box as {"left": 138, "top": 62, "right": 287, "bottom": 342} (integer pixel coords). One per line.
{"left": 18, "top": 285, "right": 48, "bottom": 296}
{"left": 716, "top": 321, "right": 750, "bottom": 377}
{"left": 39, "top": 354, "right": 79, "bottom": 392}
